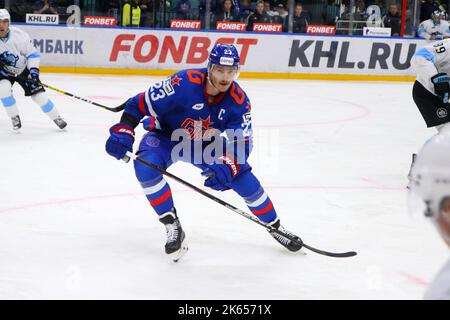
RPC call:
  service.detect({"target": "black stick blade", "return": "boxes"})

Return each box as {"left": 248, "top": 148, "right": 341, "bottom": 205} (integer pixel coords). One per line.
{"left": 302, "top": 243, "right": 357, "bottom": 258}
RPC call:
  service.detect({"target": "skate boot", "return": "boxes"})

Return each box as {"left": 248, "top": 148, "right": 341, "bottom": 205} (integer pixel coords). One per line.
{"left": 53, "top": 116, "right": 67, "bottom": 129}
{"left": 268, "top": 219, "right": 303, "bottom": 252}
{"left": 159, "top": 209, "right": 188, "bottom": 262}
{"left": 11, "top": 115, "right": 21, "bottom": 130}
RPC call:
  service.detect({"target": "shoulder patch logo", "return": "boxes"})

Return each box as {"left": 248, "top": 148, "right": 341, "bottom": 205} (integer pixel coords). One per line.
{"left": 163, "top": 78, "right": 175, "bottom": 96}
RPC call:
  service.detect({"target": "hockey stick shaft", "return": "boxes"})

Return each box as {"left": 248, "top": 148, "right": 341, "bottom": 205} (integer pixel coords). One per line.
{"left": 14, "top": 74, "right": 126, "bottom": 112}
{"left": 125, "top": 152, "right": 357, "bottom": 258}
{"left": 41, "top": 82, "right": 126, "bottom": 112}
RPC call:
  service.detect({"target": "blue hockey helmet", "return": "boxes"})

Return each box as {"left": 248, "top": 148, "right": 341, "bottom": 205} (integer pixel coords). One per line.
{"left": 208, "top": 43, "right": 240, "bottom": 68}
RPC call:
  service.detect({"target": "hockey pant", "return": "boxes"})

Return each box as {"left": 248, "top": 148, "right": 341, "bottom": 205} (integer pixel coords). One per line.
{"left": 133, "top": 132, "right": 278, "bottom": 224}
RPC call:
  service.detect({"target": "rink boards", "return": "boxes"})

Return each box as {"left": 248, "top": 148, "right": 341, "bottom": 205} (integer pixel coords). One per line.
{"left": 17, "top": 23, "right": 426, "bottom": 81}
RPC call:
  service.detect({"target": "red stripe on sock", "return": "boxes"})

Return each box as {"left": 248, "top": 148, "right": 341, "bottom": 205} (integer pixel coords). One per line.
{"left": 149, "top": 188, "right": 172, "bottom": 206}
{"left": 251, "top": 201, "right": 273, "bottom": 215}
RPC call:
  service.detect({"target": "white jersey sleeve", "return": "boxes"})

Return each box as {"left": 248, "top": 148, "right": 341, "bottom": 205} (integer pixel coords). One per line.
{"left": 410, "top": 38, "right": 450, "bottom": 94}
{"left": 418, "top": 19, "right": 450, "bottom": 40}
{"left": 424, "top": 258, "right": 450, "bottom": 300}
{"left": 0, "top": 26, "right": 40, "bottom": 76}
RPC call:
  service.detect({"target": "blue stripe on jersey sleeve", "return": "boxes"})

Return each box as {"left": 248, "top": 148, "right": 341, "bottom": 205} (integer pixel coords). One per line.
{"left": 415, "top": 48, "right": 435, "bottom": 63}
{"left": 27, "top": 51, "right": 41, "bottom": 59}
{"left": 417, "top": 28, "right": 427, "bottom": 37}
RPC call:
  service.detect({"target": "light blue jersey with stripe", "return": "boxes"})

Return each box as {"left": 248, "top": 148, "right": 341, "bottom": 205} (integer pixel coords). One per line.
{"left": 411, "top": 38, "right": 450, "bottom": 94}
{"left": 0, "top": 26, "right": 40, "bottom": 77}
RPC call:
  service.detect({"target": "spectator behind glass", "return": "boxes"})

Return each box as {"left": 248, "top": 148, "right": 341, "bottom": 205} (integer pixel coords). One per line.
{"left": 33, "top": 0, "right": 58, "bottom": 14}
{"left": 292, "top": 3, "right": 309, "bottom": 33}
{"left": 11, "top": 0, "right": 29, "bottom": 22}
{"left": 199, "top": 0, "right": 217, "bottom": 23}
{"left": 214, "top": 0, "right": 238, "bottom": 22}
{"left": 176, "top": 0, "right": 197, "bottom": 20}
{"left": 420, "top": 0, "right": 441, "bottom": 22}
{"left": 322, "top": 0, "right": 340, "bottom": 26}
{"left": 354, "top": 0, "right": 366, "bottom": 20}
{"left": 140, "top": 0, "right": 154, "bottom": 27}
{"left": 272, "top": 3, "right": 288, "bottom": 31}
{"left": 122, "top": 0, "right": 141, "bottom": 27}
{"left": 264, "top": 1, "right": 277, "bottom": 18}
{"left": 382, "top": 3, "right": 401, "bottom": 36}
{"left": 246, "top": 0, "right": 271, "bottom": 31}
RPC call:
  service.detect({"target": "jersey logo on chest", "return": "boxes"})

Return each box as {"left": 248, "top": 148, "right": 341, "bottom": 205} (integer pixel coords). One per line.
{"left": 180, "top": 116, "right": 218, "bottom": 140}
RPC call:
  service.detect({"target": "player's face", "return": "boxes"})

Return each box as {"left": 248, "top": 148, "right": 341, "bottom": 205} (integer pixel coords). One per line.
{"left": 209, "top": 65, "right": 238, "bottom": 92}
{"left": 0, "top": 19, "right": 10, "bottom": 37}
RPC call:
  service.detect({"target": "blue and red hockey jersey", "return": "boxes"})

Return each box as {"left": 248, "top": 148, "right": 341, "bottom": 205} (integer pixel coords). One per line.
{"left": 122, "top": 68, "right": 254, "bottom": 163}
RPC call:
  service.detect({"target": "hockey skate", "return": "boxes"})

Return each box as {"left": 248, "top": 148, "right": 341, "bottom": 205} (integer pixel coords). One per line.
{"left": 159, "top": 209, "right": 188, "bottom": 262}
{"left": 11, "top": 115, "right": 21, "bottom": 130}
{"left": 268, "top": 219, "right": 303, "bottom": 252}
{"left": 53, "top": 116, "right": 67, "bottom": 129}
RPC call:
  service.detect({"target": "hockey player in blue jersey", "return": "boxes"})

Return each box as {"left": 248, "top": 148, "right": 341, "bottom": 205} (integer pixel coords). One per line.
{"left": 105, "top": 43, "right": 302, "bottom": 260}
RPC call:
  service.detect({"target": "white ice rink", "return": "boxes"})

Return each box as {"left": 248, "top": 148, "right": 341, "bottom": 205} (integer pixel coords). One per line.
{"left": 0, "top": 73, "right": 448, "bottom": 300}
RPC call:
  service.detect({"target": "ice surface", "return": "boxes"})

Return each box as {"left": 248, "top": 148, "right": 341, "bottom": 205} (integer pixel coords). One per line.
{"left": 0, "top": 74, "right": 447, "bottom": 299}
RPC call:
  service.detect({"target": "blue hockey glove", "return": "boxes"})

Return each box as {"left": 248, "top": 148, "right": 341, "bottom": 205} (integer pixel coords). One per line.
{"left": 431, "top": 73, "right": 450, "bottom": 104}
{"left": 29, "top": 68, "right": 40, "bottom": 84}
{"left": 202, "top": 165, "right": 232, "bottom": 191}
{"left": 105, "top": 123, "right": 135, "bottom": 160}
{"left": 201, "top": 155, "right": 244, "bottom": 191}
{"left": 28, "top": 68, "right": 43, "bottom": 95}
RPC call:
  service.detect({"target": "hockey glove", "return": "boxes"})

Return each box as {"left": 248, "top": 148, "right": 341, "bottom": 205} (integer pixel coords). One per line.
{"left": 28, "top": 68, "right": 43, "bottom": 95}
{"left": 201, "top": 155, "right": 247, "bottom": 191}
{"left": 105, "top": 123, "right": 135, "bottom": 160}
{"left": 29, "top": 68, "right": 40, "bottom": 84}
{"left": 431, "top": 73, "right": 450, "bottom": 104}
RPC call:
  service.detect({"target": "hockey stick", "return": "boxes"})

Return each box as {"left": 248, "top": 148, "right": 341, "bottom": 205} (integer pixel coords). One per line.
{"left": 125, "top": 151, "right": 357, "bottom": 258}
{"left": 41, "top": 82, "right": 127, "bottom": 113}
{"left": 14, "top": 74, "right": 126, "bottom": 112}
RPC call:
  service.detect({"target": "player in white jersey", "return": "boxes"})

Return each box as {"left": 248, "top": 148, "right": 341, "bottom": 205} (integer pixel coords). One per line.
{"left": 417, "top": 10, "right": 450, "bottom": 40}
{"left": 408, "top": 128, "right": 450, "bottom": 300}
{"left": 411, "top": 38, "right": 450, "bottom": 129}
{"left": 0, "top": 9, "right": 66, "bottom": 130}
{"left": 408, "top": 36, "right": 450, "bottom": 185}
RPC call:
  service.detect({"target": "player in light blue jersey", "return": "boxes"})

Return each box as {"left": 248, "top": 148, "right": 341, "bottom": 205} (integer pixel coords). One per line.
{"left": 0, "top": 9, "right": 66, "bottom": 131}
{"left": 105, "top": 43, "right": 301, "bottom": 260}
